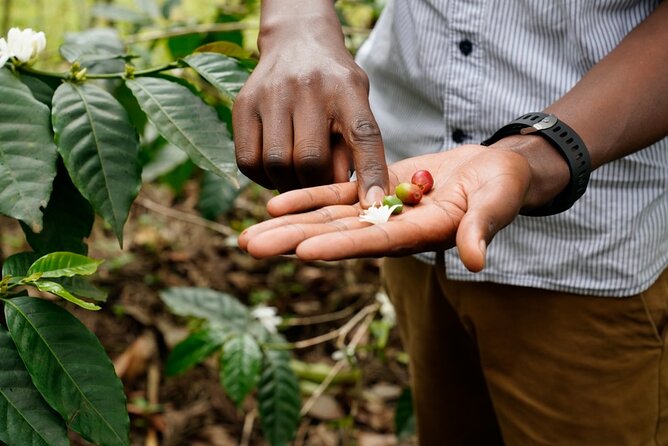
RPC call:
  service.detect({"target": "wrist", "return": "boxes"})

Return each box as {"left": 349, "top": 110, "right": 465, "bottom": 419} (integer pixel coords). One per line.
{"left": 488, "top": 134, "right": 570, "bottom": 211}
{"left": 482, "top": 113, "right": 591, "bottom": 216}
{"left": 259, "top": 1, "right": 343, "bottom": 53}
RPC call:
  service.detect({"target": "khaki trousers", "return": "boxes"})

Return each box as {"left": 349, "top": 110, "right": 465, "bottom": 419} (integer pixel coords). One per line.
{"left": 382, "top": 256, "right": 668, "bottom": 446}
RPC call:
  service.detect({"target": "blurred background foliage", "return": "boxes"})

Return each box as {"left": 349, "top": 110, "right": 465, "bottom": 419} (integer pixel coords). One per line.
{"left": 1, "top": 0, "right": 384, "bottom": 71}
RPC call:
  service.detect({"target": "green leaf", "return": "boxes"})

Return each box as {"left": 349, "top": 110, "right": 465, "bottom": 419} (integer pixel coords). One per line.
{"left": 195, "top": 41, "right": 255, "bottom": 60}
{"left": 59, "top": 43, "right": 122, "bottom": 65}
{"left": 19, "top": 75, "right": 55, "bottom": 107}
{"left": 91, "top": 3, "right": 151, "bottom": 24}
{"left": 198, "top": 170, "right": 249, "bottom": 220}
{"left": 134, "top": 0, "right": 161, "bottom": 19}
{"left": 62, "top": 28, "right": 125, "bottom": 74}
{"left": 31, "top": 280, "right": 101, "bottom": 311}
{"left": 21, "top": 164, "right": 94, "bottom": 255}
{"left": 167, "top": 34, "right": 204, "bottom": 60}
{"left": 4, "top": 296, "right": 129, "bottom": 445}
{"left": 2, "top": 252, "right": 40, "bottom": 278}
{"left": 258, "top": 349, "right": 301, "bottom": 446}
{"left": 125, "top": 76, "right": 237, "bottom": 183}
{"left": 221, "top": 333, "right": 262, "bottom": 406}
{"left": 28, "top": 252, "right": 102, "bottom": 278}
{"left": 157, "top": 159, "right": 194, "bottom": 193}
{"left": 52, "top": 82, "right": 142, "bottom": 244}
{"left": 3, "top": 252, "right": 106, "bottom": 303}
{"left": 57, "top": 276, "right": 107, "bottom": 302}
{"left": 141, "top": 142, "right": 189, "bottom": 183}
{"left": 183, "top": 52, "right": 249, "bottom": 100}
{"left": 0, "top": 69, "right": 58, "bottom": 232}
{"left": 395, "top": 387, "right": 416, "bottom": 440}
{"left": 161, "top": 0, "right": 181, "bottom": 18}
{"left": 165, "top": 329, "right": 226, "bottom": 376}
{"left": 0, "top": 329, "right": 69, "bottom": 446}
{"left": 114, "top": 82, "right": 148, "bottom": 135}
{"left": 159, "top": 287, "right": 248, "bottom": 331}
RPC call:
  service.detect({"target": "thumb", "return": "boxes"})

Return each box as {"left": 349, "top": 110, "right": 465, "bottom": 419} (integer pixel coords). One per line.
{"left": 455, "top": 181, "right": 526, "bottom": 272}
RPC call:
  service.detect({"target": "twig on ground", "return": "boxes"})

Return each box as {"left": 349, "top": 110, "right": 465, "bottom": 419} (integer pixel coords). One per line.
{"left": 135, "top": 196, "right": 236, "bottom": 237}
{"left": 300, "top": 312, "right": 376, "bottom": 417}
{"left": 240, "top": 408, "right": 257, "bottom": 446}
{"left": 266, "top": 303, "right": 379, "bottom": 351}
{"left": 145, "top": 362, "right": 161, "bottom": 446}
{"left": 285, "top": 305, "right": 356, "bottom": 326}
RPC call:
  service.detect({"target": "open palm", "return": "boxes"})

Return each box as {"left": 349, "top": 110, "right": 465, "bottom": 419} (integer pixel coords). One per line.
{"left": 238, "top": 145, "right": 533, "bottom": 272}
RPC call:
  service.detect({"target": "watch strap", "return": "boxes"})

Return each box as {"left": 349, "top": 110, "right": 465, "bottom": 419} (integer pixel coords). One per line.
{"left": 481, "top": 112, "right": 591, "bottom": 216}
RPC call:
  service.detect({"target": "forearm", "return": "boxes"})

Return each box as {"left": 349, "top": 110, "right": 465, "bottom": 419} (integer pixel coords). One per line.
{"left": 493, "top": 2, "right": 668, "bottom": 209}
{"left": 546, "top": 1, "right": 668, "bottom": 168}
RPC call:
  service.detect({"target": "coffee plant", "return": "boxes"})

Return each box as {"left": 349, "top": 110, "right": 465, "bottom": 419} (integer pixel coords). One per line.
{"left": 0, "top": 1, "right": 408, "bottom": 445}
{"left": 0, "top": 15, "right": 249, "bottom": 445}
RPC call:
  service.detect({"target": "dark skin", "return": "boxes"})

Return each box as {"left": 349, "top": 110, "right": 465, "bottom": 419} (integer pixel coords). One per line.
{"left": 235, "top": 1, "right": 668, "bottom": 269}
{"left": 233, "top": 0, "right": 388, "bottom": 205}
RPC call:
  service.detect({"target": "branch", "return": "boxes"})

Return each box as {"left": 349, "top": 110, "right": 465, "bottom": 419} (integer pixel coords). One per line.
{"left": 134, "top": 196, "right": 237, "bottom": 238}
{"left": 299, "top": 312, "right": 375, "bottom": 416}
{"left": 265, "top": 303, "right": 379, "bottom": 351}
{"left": 124, "top": 22, "right": 370, "bottom": 44}
{"left": 17, "top": 61, "right": 181, "bottom": 81}
{"left": 284, "top": 305, "right": 356, "bottom": 326}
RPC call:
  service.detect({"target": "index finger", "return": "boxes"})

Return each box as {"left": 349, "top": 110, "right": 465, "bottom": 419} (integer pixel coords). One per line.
{"left": 337, "top": 90, "right": 389, "bottom": 208}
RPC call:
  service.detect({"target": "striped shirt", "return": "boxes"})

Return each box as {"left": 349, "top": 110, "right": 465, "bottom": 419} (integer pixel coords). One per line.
{"left": 355, "top": 0, "right": 668, "bottom": 297}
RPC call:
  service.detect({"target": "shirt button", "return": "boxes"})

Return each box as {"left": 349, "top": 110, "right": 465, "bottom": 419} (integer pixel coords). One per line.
{"left": 458, "top": 39, "right": 473, "bottom": 56}
{"left": 452, "top": 129, "right": 466, "bottom": 143}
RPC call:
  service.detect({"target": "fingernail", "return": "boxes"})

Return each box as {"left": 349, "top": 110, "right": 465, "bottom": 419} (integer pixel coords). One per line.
{"left": 365, "top": 186, "right": 385, "bottom": 207}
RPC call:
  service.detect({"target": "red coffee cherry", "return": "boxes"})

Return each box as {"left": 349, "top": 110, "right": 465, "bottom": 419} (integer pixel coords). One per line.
{"left": 411, "top": 169, "right": 434, "bottom": 194}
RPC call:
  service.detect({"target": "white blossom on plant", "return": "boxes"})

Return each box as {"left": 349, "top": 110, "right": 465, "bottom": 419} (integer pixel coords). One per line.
{"left": 0, "top": 38, "right": 8, "bottom": 69}
{"left": 359, "top": 203, "right": 399, "bottom": 225}
{"left": 5, "top": 27, "right": 46, "bottom": 65}
{"left": 375, "top": 291, "right": 396, "bottom": 325}
{"left": 251, "top": 305, "right": 282, "bottom": 334}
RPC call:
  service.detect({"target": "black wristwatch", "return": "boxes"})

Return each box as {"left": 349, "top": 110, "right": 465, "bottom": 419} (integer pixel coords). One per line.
{"left": 481, "top": 112, "right": 591, "bottom": 216}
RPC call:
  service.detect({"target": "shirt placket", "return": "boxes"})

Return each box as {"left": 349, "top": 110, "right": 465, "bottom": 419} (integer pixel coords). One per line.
{"left": 442, "top": 0, "right": 486, "bottom": 275}
{"left": 441, "top": 0, "right": 485, "bottom": 150}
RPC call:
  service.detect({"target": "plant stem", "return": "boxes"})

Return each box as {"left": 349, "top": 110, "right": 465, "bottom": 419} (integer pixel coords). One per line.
{"left": 88, "top": 61, "right": 181, "bottom": 79}
{"left": 17, "top": 61, "right": 181, "bottom": 81}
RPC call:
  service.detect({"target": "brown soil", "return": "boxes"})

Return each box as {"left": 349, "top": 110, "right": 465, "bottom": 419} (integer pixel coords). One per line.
{"left": 0, "top": 182, "right": 415, "bottom": 446}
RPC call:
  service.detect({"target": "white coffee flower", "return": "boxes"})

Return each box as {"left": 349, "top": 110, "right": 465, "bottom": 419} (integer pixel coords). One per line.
{"left": 0, "top": 38, "right": 8, "bottom": 69}
{"left": 331, "top": 346, "right": 355, "bottom": 361}
{"left": 6, "top": 27, "right": 46, "bottom": 65}
{"left": 251, "top": 305, "right": 282, "bottom": 334}
{"left": 359, "top": 203, "right": 399, "bottom": 225}
{"left": 375, "top": 291, "right": 396, "bottom": 325}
